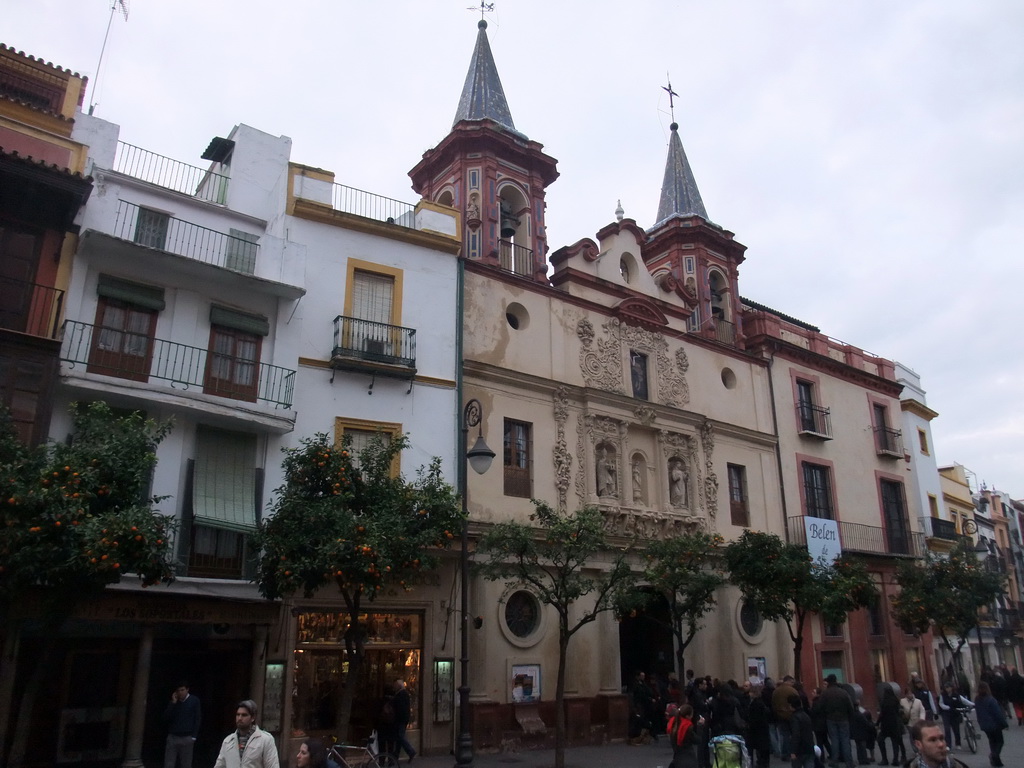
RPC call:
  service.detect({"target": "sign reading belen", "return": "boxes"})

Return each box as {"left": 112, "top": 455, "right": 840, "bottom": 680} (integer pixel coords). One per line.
{"left": 804, "top": 517, "right": 841, "bottom": 565}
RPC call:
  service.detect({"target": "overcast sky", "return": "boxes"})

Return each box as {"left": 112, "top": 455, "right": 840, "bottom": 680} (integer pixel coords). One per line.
{"left": 7, "top": 1, "right": 1023, "bottom": 496}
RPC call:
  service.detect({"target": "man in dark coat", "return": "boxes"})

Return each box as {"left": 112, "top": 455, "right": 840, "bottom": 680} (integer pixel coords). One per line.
{"left": 812, "top": 674, "right": 854, "bottom": 768}
{"left": 391, "top": 679, "right": 416, "bottom": 763}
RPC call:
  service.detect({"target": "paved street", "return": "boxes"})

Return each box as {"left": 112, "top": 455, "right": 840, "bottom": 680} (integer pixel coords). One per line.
{"left": 410, "top": 723, "right": 1024, "bottom": 768}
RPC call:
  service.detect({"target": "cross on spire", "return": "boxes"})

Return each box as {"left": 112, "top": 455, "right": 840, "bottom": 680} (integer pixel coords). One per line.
{"left": 662, "top": 74, "right": 679, "bottom": 124}
{"left": 468, "top": 1, "right": 495, "bottom": 21}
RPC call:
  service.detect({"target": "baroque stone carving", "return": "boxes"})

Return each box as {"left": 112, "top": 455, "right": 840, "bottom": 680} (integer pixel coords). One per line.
{"left": 600, "top": 506, "right": 707, "bottom": 539}
{"left": 634, "top": 405, "right": 657, "bottom": 426}
{"left": 552, "top": 387, "right": 572, "bottom": 511}
{"left": 577, "top": 318, "right": 624, "bottom": 394}
{"left": 576, "top": 317, "right": 690, "bottom": 407}
{"left": 575, "top": 412, "right": 587, "bottom": 504}
{"left": 700, "top": 420, "right": 718, "bottom": 519}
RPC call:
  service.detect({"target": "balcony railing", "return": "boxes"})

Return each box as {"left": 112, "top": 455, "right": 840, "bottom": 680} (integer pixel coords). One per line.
{"left": 788, "top": 515, "right": 925, "bottom": 558}
{"left": 113, "top": 141, "right": 229, "bottom": 203}
{"left": 331, "top": 316, "right": 416, "bottom": 370}
{"left": 796, "top": 403, "right": 832, "bottom": 439}
{"left": 498, "top": 239, "right": 535, "bottom": 277}
{"left": 61, "top": 320, "right": 295, "bottom": 408}
{"left": 0, "top": 67, "right": 65, "bottom": 112}
{"left": 0, "top": 277, "right": 64, "bottom": 339}
{"left": 710, "top": 318, "right": 736, "bottom": 345}
{"left": 110, "top": 200, "right": 259, "bottom": 273}
{"left": 874, "top": 426, "right": 904, "bottom": 457}
{"left": 929, "top": 517, "right": 960, "bottom": 541}
{"left": 330, "top": 183, "right": 416, "bottom": 226}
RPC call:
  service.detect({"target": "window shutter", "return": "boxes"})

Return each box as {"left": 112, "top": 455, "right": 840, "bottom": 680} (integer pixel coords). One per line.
{"left": 352, "top": 271, "right": 394, "bottom": 324}
{"left": 192, "top": 428, "right": 258, "bottom": 532}
{"left": 97, "top": 274, "right": 165, "bottom": 310}
{"left": 209, "top": 305, "right": 269, "bottom": 336}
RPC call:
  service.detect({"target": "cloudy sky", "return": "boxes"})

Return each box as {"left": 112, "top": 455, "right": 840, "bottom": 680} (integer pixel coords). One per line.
{"left": 7, "top": 1, "right": 1023, "bottom": 495}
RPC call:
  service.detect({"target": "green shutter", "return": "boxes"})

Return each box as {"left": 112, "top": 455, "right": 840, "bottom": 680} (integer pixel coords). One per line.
{"left": 97, "top": 274, "right": 165, "bottom": 310}
{"left": 192, "top": 427, "right": 258, "bottom": 533}
{"left": 209, "top": 305, "right": 269, "bottom": 336}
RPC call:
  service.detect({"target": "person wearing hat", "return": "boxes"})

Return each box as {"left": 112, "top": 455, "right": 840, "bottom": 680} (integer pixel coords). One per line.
{"left": 811, "top": 674, "right": 855, "bottom": 768}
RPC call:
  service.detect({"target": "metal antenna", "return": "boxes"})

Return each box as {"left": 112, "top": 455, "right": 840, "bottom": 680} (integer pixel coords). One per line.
{"left": 89, "top": 0, "right": 130, "bottom": 115}
{"left": 662, "top": 73, "right": 679, "bottom": 124}
{"left": 467, "top": 1, "right": 495, "bottom": 21}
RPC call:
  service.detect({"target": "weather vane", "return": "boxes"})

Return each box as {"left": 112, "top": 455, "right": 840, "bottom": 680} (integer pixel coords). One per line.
{"left": 662, "top": 74, "right": 679, "bottom": 124}
{"left": 468, "top": 1, "right": 495, "bottom": 21}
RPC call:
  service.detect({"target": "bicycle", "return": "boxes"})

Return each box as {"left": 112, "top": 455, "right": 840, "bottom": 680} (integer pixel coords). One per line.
{"left": 328, "top": 737, "right": 399, "bottom": 768}
{"left": 954, "top": 707, "right": 978, "bottom": 754}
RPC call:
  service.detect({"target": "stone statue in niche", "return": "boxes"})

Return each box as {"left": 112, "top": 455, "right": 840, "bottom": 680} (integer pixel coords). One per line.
{"left": 668, "top": 458, "right": 689, "bottom": 507}
{"left": 596, "top": 445, "right": 617, "bottom": 498}
{"left": 466, "top": 192, "right": 481, "bottom": 221}
{"left": 632, "top": 458, "right": 644, "bottom": 503}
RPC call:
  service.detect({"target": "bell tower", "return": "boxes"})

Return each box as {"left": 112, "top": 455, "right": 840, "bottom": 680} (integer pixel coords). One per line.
{"left": 409, "top": 20, "right": 558, "bottom": 283}
{"left": 644, "top": 122, "right": 746, "bottom": 342}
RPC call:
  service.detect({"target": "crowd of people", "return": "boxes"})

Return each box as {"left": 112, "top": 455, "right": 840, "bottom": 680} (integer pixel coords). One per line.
{"left": 629, "top": 664, "right": 1024, "bottom": 768}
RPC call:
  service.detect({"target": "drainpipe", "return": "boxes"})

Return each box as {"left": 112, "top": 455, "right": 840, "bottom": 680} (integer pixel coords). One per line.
{"left": 765, "top": 350, "right": 790, "bottom": 540}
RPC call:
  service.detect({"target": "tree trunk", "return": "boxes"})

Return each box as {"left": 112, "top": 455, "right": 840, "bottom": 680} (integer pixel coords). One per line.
{"left": 554, "top": 624, "right": 569, "bottom": 768}
{"left": 335, "top": 618, "right": 366, "bottom": 741}
{"left": 791, "top": 613, "right": 807, "bottom": 681}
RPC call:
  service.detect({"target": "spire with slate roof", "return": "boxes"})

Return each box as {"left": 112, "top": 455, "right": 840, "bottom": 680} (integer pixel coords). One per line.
{"left": 655, "top": 122, "right": 707, "bottom": 224}
{"left": 453, "top": 20, "right": 517, "bottom": 133}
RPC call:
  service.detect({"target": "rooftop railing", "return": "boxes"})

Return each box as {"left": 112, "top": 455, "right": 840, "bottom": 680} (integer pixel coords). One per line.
{"left": 0, "top": 67, "right": 64, "bottom": 112}
{"left": 111, "top": 200, "right": 259, "bottom": 273}
{"left": 330, "top": 183, "right": 416, "bottom": 226}
{"left": 0, "top": 277, "right": 64, "bottom": 339}
{"left": 61, "top": 320, "right": 295, "bottom": 408}
{"left": 498, "top": 239, "right": 534, "bottom": 277}
{"left": 788, "top": 515, "right": 925, "bottom": 558}
{"left": 113, "top": 141, "right": 229, "bottom": 203}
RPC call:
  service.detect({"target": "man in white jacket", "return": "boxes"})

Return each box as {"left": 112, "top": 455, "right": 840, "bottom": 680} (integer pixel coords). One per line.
{"left": 214, "top": 700, "right": 280, "bottom": 768}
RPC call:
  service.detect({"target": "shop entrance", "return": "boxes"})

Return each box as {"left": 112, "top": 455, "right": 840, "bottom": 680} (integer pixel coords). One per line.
{"left": 293, "top": 611, "right": 422, "bottom": 742}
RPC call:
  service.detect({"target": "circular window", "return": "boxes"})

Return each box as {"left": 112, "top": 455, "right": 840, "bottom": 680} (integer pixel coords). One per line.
{"left": 721, "top": 367, "right": 737, "bottom": 389}
{"left": 506, "top": 302, "right": 529, "bottom": 330}
{"left": 505, "top": 590, "right": 540, "bottom": 638}
{"left": 739, "top": 601, "right": 764, "bottom": 641}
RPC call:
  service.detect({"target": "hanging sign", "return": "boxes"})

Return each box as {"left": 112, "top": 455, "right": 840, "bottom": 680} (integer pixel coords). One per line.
{"left": 804, "top": 517, "right": 841, "bottom": 565}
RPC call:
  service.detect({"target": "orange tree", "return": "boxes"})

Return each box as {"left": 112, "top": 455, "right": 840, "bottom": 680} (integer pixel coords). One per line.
{"left": 0, "top": 402, "right": 175, "bottom": 768}
{"left": 891, "top": 540, "right": 1005, "bottom": 675}
{"left": 631, "top": 531, "right": 726, "bottom": 679}
{"left": 724, "top": 530, "right": 877, "bottom": 678}
{"left": 253, "top": 431, "right": 461, "bottom": 738}
{"left": 475, "top": 502, "right": 635, "bottom": 768}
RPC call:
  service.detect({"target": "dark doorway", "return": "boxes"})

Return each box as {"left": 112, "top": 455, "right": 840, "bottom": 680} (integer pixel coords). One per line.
{"left": 618, "top": 588, "right": 674, "bottom": 686}
{"left": 143, "top": 637, "right": 252, "bottom": 768}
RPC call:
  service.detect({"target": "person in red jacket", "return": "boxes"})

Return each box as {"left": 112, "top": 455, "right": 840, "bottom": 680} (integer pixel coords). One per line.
{"left": 667, "top": 703, "right": 703, "bottom": 768}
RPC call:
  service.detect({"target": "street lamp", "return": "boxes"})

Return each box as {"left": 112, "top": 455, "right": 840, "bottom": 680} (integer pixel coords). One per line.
{"left": 456, "top": 398, "right": 494, "bottom": 767}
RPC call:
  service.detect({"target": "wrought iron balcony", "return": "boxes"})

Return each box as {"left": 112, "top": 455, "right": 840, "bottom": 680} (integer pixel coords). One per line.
{"left": 928, "top": 517, "right": 960, "bottom": 541}
{"left": 874, "top": 426, "right": 904, "bottom": 457}
{"left": 998, "top": 606, "right": 1022, "bottom": 632}
{"left": 61, "top": 320, "right": 295, "bottom": 408}
{"left": 113, "top": 141, "right": 229, "bottom": 203}
{"left": 788, "top": 515, "right": 925, "bottom": 558}
{"left": 796, "top": 403, "right": 833, "bottom": 439}
{"left": 0, "top": 277, "right": 64, "bottom": 339}
{"left": 331, "top": 316, "right": 416, "bottom": 374}
{"left": 108, "top": 200, "right": 259, "bottom": 273}
{"left": 498, "top": 239, "right": 535, "bottom": 277}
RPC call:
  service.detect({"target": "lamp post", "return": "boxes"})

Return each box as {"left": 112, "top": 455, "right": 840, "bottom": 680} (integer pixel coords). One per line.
{"left": 456, "top": 398, "right": 494, "bottom": 767}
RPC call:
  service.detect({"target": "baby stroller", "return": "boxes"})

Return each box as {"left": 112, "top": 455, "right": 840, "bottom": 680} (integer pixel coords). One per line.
{"left": 709, "top": 734, "right": 751, "bottom": 768}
